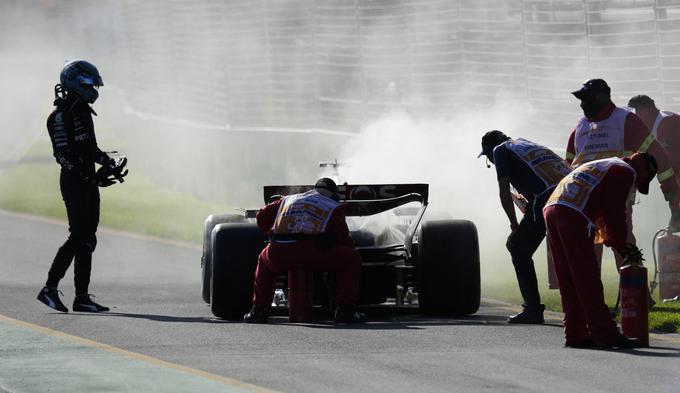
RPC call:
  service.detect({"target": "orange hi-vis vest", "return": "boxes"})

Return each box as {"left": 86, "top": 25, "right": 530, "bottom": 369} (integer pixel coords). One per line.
{"left": 545, "top": 158, "right": 636, "bottom": 219}
{"left": 503, "top": 138, "right": 572, "bottom": 190}
{"left": 272, "top": 190, "right": 340, "bottom": 235}
{"left": 572, "top": 107, "right": 629, "bottom": 167}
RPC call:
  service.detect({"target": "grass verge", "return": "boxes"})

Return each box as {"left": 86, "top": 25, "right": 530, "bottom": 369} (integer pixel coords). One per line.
{"left": 483, "top": 248, "right": 680, "bottom": 333}
{"left": 0, "top": 143, "right": 232, "bottom": 244}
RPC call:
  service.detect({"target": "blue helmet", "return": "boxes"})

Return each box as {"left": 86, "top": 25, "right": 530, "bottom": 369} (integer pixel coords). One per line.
{"left": 59, "top": 60, "right": 104, "bottom": 104}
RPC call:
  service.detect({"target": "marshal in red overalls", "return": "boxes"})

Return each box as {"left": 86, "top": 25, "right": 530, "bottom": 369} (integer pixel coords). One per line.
{"left": 252, "top": 189, "right": 362, "bottom": 309}
{"left": 543, "top": 154, "right": 656, "bottom": 348}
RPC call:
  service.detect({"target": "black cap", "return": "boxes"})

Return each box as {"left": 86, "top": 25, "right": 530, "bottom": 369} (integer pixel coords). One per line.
{"left": 478, "top": 130, "right": 510, "bottom": 159}
{"left": 572, "top": 79, "right": 610, "bottom": 100}
{"left": 627, "top": 94, "right": 656, "bottom": 109}
{"left": 314, "top": 177, "right": 338, "bottom": 194}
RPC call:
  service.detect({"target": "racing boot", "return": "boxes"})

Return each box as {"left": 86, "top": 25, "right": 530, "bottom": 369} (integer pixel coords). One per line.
{"left": 37, "top": 287, "right": 68, "bottom": 313}
{"left": 507, "top": 304, "right": 545, "bottom": 324}
{"left": 334, "top": 304, "right": 367, "bottom": 324}
{"left": 243, "top": 305, "right": 271, "bottom": 323}
{"left": 73, "top": 294, "right": 110, "bottom": 312}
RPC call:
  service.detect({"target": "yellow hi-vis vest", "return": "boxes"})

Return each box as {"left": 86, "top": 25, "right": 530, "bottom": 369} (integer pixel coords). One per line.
{"left": 545, "top": 158, "right": 636, "bottom": 216}
{"left": 572, "top": 107, "right": 629, "bottom": 167}
{"left": 503, "top": 138, "right": 572, "bottom": 190}
{"left": 272, "top": 190, "right": 340, "bottom": 235}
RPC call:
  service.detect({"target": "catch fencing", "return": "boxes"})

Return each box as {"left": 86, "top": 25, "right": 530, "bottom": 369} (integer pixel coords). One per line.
{"left": 109, "top": 0, "right": 680, "bottom": 136}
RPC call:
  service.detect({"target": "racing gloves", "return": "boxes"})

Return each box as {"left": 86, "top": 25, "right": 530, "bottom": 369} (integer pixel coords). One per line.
{"left": 94, "top": 156, "right": 128, "bottom": 187}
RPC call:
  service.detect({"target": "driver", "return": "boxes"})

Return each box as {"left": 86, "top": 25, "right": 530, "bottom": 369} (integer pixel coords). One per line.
{"left": 37, "top": 60, "right": 127, "bottom": 313}
{"left": 244, "top": 178, "right": 367, "bottom": 323}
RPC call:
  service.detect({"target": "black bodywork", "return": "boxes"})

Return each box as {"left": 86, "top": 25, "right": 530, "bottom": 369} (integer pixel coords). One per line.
{"left": 205, "top": 183, "right": 480, "bottom": 319}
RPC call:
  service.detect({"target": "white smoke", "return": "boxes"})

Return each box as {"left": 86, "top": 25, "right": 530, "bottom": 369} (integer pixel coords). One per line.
{"left": 336, "top": 100, "right": 538, "bottom": 270}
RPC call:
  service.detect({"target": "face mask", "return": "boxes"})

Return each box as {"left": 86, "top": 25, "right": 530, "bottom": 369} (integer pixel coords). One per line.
{"left": 580, "top": 99, "right": 602, "bottom": 118}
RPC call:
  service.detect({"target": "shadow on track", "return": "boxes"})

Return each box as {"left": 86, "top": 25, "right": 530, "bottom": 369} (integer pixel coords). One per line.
{"left": 71, "top": 308, "right": 520, "bottom": 330}
{"left": 600, "top": 346, "right": 680, "bottom": 357}
{"left": 73, "top": 311, "right": 227, "bottom": 324}
{"left": 71, "top": 304, "right": 566, "bottom": 331}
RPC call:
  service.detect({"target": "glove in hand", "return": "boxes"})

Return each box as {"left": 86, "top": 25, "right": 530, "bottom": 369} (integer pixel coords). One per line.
{"left": 619, "top": 242, "right": 644, "bottom": 265}
{"left": 95, "top": 171, "right": 116, "bottom": 187}
{"left": 95, "top": 156, "right": 128, "bottom": 187}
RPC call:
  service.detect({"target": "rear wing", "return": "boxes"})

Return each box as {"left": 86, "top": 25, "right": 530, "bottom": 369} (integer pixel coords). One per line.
{"left": 263, "top": 184, "right": 428, "bottom": 215}
{"left": 263, "top": 183, "right": 429, "bottom": 258}
{"left": 264, "top": 183, "right": 428, "bottom": 203}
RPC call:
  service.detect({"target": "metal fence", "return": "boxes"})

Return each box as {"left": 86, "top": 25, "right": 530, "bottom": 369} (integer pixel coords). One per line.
{"left": 4, "top": 0, "right": 680, "bottom": 136}
{"left": 107, "top": 0, "right": 680, "bottom": 137}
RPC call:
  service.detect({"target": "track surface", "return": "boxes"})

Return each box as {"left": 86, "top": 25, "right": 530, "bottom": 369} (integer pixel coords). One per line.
{"left": 0, "top": 210, "right": 679, "bottom": 393}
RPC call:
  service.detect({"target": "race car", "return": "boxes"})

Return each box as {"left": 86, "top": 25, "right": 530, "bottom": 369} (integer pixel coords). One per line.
{"left": 200, "top": 183, "right": 480, "bottom": 320}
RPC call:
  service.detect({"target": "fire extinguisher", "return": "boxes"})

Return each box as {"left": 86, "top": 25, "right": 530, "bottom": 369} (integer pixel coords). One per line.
{"left": 619, "top": 259, "right": 649, "bottom": 348}
{"left": 653, "top": 228, "right": 680, "bottom": 300}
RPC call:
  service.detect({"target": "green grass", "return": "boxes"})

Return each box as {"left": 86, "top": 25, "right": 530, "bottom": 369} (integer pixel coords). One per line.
{"left": 0, "top": 143, "right": 232, "bottom": 244}
{"left": 482, "top": 252, "right": 624, "bottom": 310}
{"left": 649, "top": 302, "right": 680, "bottom": 333}
{"left": 480, "top": 240, "right": 680, "bottom": 333}
{"left": 1, "top": 143, "right": 679, "bottom": 333}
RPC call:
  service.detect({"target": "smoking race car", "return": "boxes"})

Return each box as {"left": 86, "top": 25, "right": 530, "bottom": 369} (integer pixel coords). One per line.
{"left": 201, "top": 183, "right": 480, "bottom": 320}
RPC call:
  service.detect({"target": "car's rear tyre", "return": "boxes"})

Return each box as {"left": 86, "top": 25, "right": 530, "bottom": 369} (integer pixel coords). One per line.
{"left": 210, "top": 223, "right": 266, "bottom": 320}
{"left": 201, "top": 214, "right": 244, "bottom": 303}
{"left": 418, "top": 219, "right": 480, "bottom": 316}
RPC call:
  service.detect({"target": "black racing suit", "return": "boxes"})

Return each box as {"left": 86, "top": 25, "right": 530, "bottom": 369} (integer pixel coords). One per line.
{"left": 45, "top": 96, "right": 111, "bottom": 295}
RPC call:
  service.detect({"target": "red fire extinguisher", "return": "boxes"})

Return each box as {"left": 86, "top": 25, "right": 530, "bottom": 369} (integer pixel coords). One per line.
{"left": 619, "top": 261, "right": 649, "bottom": 347}
{"left": 654, "top": 229, "right": 680, "bottom": 300}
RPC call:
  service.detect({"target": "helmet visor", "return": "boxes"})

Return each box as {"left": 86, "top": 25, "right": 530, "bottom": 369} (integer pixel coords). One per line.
{"left": 76, "top": 74, "right": 104, "bottom": 87}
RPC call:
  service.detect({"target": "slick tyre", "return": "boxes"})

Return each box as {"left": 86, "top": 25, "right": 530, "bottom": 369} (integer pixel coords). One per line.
{"left": 418, "top": 219, "right": 480, "bottom": 316}
{"left": 210, "top": 223, "right": 266, "bottom": 320}
{"left": 201, "top": 214, "right": 244, "bottom": 303}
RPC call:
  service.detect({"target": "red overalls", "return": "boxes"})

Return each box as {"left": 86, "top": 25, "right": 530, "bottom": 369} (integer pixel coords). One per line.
{"left": 543, "top": 159, "right": 635, "bottom": 345}
{"left": 252, "top": 192, "right": 362, "bottom": 307}
{"left": 566, "top": 104, "right": 680, "bottom": 269}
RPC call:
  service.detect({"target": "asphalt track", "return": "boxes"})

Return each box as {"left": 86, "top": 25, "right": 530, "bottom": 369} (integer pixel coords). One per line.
{"left": 0, "top": 210, "right": 679, "bottom": 393}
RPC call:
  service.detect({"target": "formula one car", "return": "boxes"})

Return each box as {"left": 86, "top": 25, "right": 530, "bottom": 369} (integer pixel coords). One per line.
{"left": 201, "top": 183, "right": 480, "bottom": 320}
